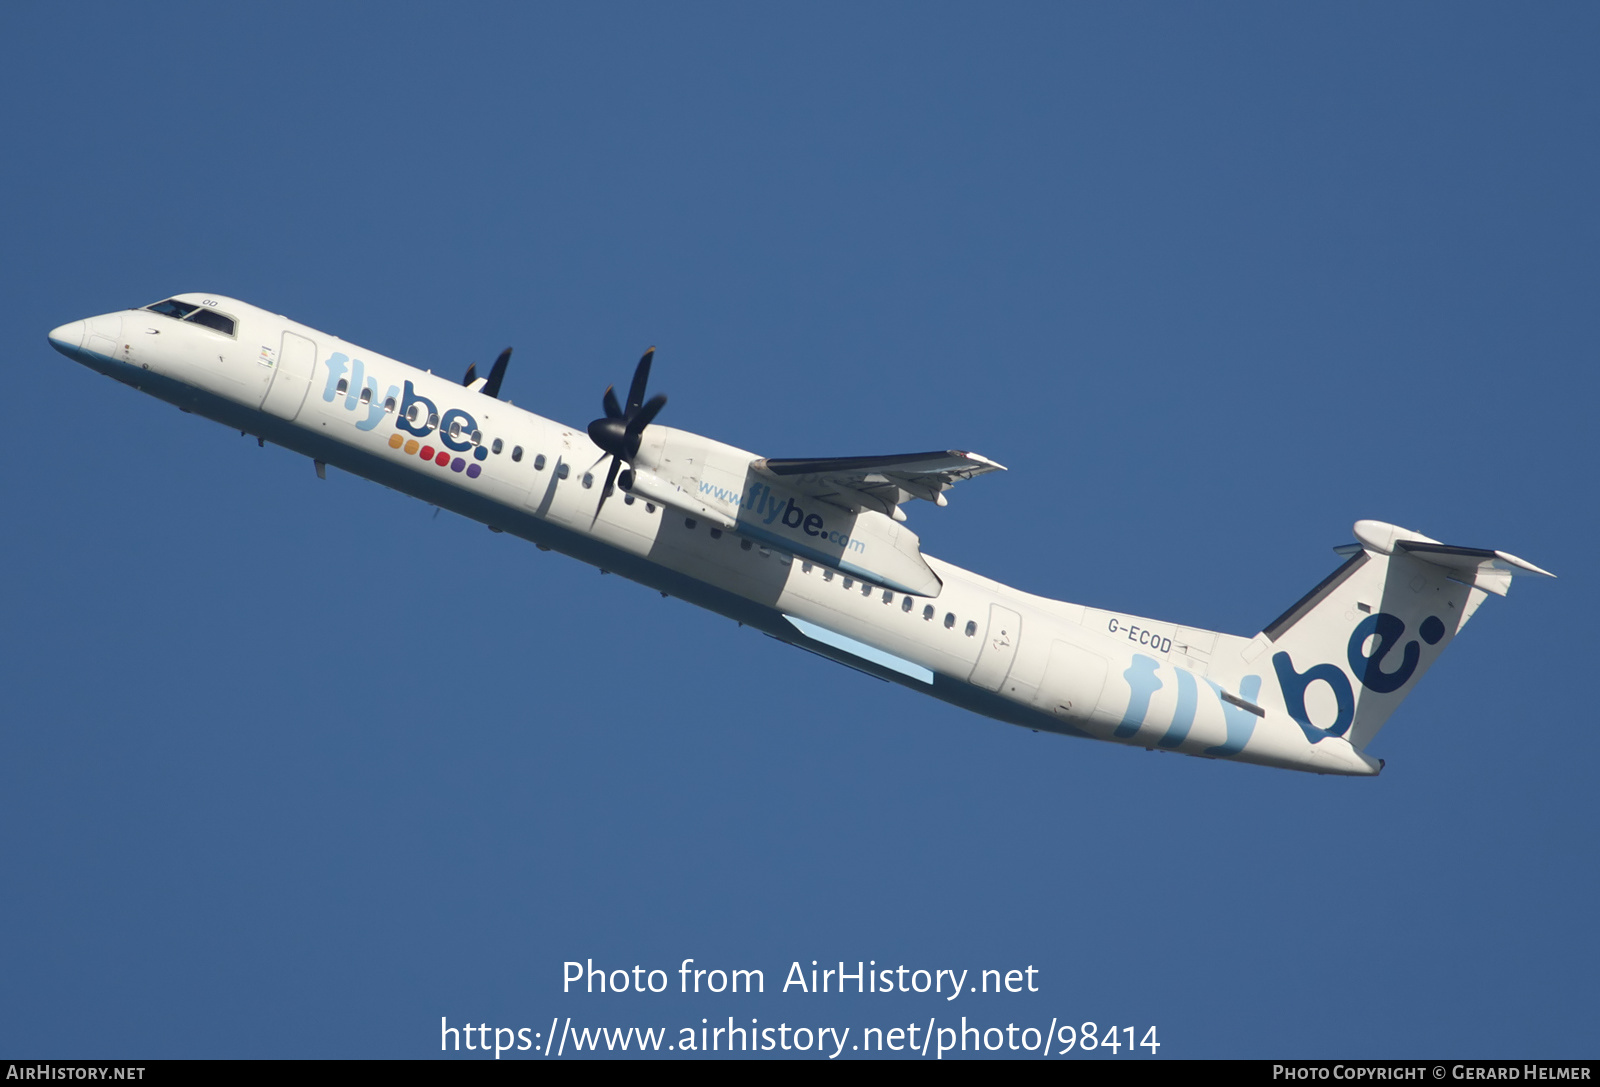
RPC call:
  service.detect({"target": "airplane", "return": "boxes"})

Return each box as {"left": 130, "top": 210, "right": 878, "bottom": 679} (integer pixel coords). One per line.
{"left": 47, "top": 293, "right": 1554, "bottom": 776}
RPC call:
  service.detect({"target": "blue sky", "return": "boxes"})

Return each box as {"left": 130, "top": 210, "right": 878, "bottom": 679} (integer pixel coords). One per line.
{"left": 2, "top": 2, "right": 1595, "bottom": 1059}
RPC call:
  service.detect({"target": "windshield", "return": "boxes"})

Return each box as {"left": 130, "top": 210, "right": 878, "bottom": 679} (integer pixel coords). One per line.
{"left": 142, "top": 299, "right": 237, "bottom": 337}
{"left": 144, "top": 299, "right": 197, "bottom": 319}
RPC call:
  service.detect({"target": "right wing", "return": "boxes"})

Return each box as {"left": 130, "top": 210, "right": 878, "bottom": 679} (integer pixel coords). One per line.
{"left": 750, "top": 449, "right": 1005, "bottom": 519}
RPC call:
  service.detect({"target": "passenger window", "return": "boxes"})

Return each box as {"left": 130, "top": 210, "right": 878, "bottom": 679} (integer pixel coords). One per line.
{"left": 623, "top": 494, "right": 635, "bottom": 506}
{"left": 450, "top": 420, "right": 462, "bottom": 440}
{"left": 359, "top": 387, "right": 372, "bottom": 405}
{"left": 944, "top": 613, "right": 956, "bottom": 629}
{"left": 645, "top": 502, "right": 656, "bottom": 514}
{"left": 407, "top": 404, "right": 423, "bottom": 425}
{"left": 710, "top": 528, "right": 722, "bottom": 539}
{"left": 384, "top": 397, "right": 396, "bottom": 413}
{"left": 882, "top": 590, "right": 894, "bottom": 603}
{"left": 533, "top": 454, "right": 545, "bottom": 470}
{"left": 512, "top": 446, "right": 523, "bottom": 462}
{"left": 860, "top": 583, "right": 870, "bottom": 596}
{"left": 491, "top": 438, "right": 503, "bottom": 454}
{"left": 685, "top": 518, "right": 697, "bottom": 529}
{"left": 336, "top": 378, "right": 349, "bottom": 395}
{"left": 823, "top": 570, "right": 834, "bottom": 582}
{"left": 741, "top": 540, "right": 752, "bottom": 551}
{"left": 187, "top": 309, "right": 236, "bottom": 336}
{"left": 965, "top": 621, "right": 977, "bottom": 636}
{"left": 470, "top": 429, "right": 482, "bottom": 446}
{"left": 427, "top": 412, "right": 439, "bottom": 429}
{"left": 582, "top": 473, "right": 593, "bottom": 488}
{"left": 901, "top": 597, "right": 913, "bottom": 612}
{"left": 556, "top": 463, "right": 569, "bottom": 479}
{"left": 923, "top": 605, "right": 934, "bottom": 620}
{"left": 842, "top": 578, "right": 853, "bottom": 590}
{"left": 802, "top": 562, "right": 813, "bottom": 573}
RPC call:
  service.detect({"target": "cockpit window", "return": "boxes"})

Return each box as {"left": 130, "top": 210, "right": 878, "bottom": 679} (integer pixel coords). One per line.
{"left": 187, "top": 309, "right": 236, "bottom": 336}
{"left": 141, "top": 299, "right": 237, "bottom": 337}
{"left": 145, "top": 299, "right": 197, "bottom": 319}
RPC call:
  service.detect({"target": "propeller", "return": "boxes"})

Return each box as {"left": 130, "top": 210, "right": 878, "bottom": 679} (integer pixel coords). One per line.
{"left": 463, "top": 347, "right": 512, "bottom": 398}
{"left": 483, "top": 347, "right": 511, "bottom": 399}
{"left": 586, "top": 347, "right": 666, "bottom": 522}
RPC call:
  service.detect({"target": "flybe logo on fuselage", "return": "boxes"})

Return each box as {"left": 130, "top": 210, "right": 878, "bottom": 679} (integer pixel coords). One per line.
{"left": 321, "top": 353, "right": 487, "bottom": 479}
{"left": 699, "top": 480, "right": 867, "bottom": 555}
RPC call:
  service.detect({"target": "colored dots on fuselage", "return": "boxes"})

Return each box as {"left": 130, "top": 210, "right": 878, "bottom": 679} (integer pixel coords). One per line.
{"left": 396, "top": 432, "right": 482, "bottom": 480}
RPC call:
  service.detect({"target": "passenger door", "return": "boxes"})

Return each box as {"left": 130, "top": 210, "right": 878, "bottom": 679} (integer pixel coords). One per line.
{"left": 262, "top": 332, "right": 316, "bottom": 421}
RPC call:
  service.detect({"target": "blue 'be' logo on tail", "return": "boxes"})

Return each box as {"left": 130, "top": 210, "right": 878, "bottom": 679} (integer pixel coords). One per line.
{"left": 1273, "top": 612, "right": 1446, "bottom": 743}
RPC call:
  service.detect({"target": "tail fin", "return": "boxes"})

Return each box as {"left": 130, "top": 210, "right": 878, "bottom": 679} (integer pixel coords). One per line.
{"left": 1223, "top": 520, "right": 1553, "bottom": 750}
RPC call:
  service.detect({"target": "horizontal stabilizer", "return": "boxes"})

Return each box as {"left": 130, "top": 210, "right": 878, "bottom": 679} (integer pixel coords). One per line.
{"left": 1395, "top": 541, "right": 1555, "bottom": 597}
{"left": 1351, "top": 519, "right": 1554, "bottom": 597}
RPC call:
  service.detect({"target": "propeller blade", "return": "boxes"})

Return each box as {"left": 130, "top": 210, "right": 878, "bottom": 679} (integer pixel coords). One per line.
{"left": 602, "top": 385, "right": 623, "bottom": 420}
{"left": 482, "top": 347, "right": 511, "bottom": 399}
{"left": 626, "top": 393, "right": 668, "bottom": 437}
{"left": 591, "top": 455, "right": 624, "bottom": 526}
{"left": 602, "top": 455, "right": 622, "bottom": 498}
{"left": 462, "top": 362, "right": 477, "bottom": 387}
{"left": 626, "top": 347, "right": 655, "bottom": 414}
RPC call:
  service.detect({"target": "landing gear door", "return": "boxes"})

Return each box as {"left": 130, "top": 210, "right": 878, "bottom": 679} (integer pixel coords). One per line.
{"left": 263, "top": 332, "right": 316, "bottom": 421}
{"left": 969, "top": 604, "right": 1022, "bottom": 691}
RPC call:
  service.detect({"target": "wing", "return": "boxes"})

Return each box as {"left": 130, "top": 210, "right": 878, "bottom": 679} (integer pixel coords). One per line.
{"left": 751, "top": 449, "right": 1005, "bottom": 519}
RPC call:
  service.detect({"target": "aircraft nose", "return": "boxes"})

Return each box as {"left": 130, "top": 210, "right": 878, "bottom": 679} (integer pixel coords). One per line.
{"left": 48, "top": 319, "right": 85, "bottom": 353}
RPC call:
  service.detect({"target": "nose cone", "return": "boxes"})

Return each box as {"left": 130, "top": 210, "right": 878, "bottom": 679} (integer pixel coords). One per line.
{"left": 48, "top": 319, "right": 85, "bottom": 354}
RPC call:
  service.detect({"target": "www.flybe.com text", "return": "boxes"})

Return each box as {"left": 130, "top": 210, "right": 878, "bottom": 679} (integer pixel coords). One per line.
{"left": 697, "top": 481, "right": 868, "bottom": 554}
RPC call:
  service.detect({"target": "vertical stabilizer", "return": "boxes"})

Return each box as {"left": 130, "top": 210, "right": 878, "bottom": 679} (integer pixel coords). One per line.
{"left": 1215, "top": 521, "right": 1552, "bottom": 751}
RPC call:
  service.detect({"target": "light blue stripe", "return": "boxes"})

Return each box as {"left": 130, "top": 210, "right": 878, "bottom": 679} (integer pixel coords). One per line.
{"left": 1114, "top": 654, "right": 1162, "bottom": 738}
{"left": 1157, "top": 667, "right": 1198, "bottom": 749}
{"left": 784, "top": 616, "right": 934, "bottom": 684}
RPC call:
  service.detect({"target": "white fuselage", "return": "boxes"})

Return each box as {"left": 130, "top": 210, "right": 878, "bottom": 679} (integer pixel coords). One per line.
{"left": 49, "top": 293, "right": 1383, "bottom": 776}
